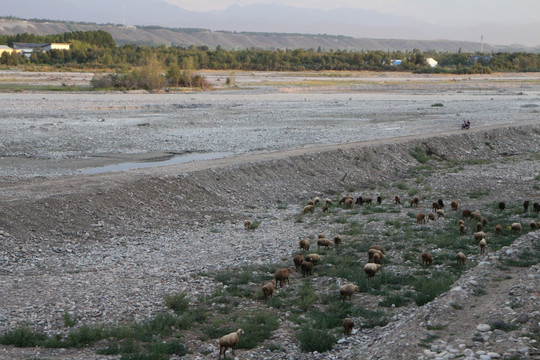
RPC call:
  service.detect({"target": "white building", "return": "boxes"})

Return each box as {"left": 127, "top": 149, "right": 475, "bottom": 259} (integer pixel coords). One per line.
{"left": 426, "top": 58, "right": 438, "bottom": 68}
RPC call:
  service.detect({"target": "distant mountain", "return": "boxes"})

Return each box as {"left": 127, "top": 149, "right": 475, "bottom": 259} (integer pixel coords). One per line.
{"left": 1, "top": 17, "right": 539, "bottom": 53}
{"left": 1, "top": 0, "right": 539, "bottom": 48}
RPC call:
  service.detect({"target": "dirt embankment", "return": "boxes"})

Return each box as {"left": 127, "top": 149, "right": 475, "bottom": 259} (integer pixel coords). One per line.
{"left": 1, "top": 123, "right": 539, "bottom": 241}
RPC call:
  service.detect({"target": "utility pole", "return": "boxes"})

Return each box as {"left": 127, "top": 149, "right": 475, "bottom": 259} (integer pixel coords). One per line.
{"left": 480, "top": 34, "right": 484, "bottom": 53}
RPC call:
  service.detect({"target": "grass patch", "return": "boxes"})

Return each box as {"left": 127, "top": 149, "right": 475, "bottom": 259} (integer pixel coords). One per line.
{"left": 410, "top": 147, "right": 429, "bottom": 164}
{"left": 412, "top": 272, "right": 456, "bottom": 306}
{"left": 164, "top": 292, "right": 189, "bottom": 315}
{"left": 297, "top": 327, "right": 336, "bottom": 353}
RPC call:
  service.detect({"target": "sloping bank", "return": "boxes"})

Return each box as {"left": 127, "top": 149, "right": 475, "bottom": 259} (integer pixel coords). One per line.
{"left": 1, "top": 123, "right": 539, "bottom": 240}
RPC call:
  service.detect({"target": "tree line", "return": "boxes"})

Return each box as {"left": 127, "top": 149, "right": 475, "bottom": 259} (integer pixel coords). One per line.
{"left": 1, "top": 30, "right": 539, "bottom": 89}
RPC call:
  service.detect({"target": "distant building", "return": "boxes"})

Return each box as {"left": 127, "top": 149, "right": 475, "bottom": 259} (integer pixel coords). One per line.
{"left": 0, "top": 45, "right": 19, "bottom": 56}
{"left": 391, "top": 59, "right": 402, "bottom": 66}
{"left": 467, "top": 55, "right": 491, "bottom": 64}
{"left": 12, "top": 42, "right": 70, "bottom": 57}
{"left": 426, "top": 58, "right": 438, "bottom": 67}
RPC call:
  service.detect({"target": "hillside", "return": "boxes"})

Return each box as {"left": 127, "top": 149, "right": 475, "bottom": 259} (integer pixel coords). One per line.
{"left": 2, "top": 17, "right": 539, "bottom": 52}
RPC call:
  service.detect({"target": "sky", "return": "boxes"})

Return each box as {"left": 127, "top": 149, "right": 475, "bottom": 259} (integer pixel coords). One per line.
{"left": 163, "top": 0, "right": 540, "bottom": 25}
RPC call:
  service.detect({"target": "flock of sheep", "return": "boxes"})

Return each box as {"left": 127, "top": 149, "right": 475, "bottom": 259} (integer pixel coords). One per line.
{"left": 220, "top": 195, "right": 539, "bottom": 359}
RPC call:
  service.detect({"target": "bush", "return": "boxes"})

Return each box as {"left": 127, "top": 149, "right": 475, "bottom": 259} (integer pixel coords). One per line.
{"left": 413, "top": 272, "right": 456, "bottom": 306}
{"left": 164, "top": 293, "right": 189, "bottom": 315}
{"left": 297, "top": 327, "right": 336, "bottom": 352}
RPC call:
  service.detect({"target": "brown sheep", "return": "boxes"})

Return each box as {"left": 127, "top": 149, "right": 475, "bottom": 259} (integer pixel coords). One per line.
{"left": 333, "top": 235, "right": 342, "bottom": 247}
{"left": 218, "top": 329, "right": 245, "bottom": 359}
{"left": 293, "top": 253, "right": 304, "bottom": 270}
{"left": 510, "top": 223, "right": 522, "bottom": 234}
{"left": 243, "top": 220, "right": 251, "bottom": 230}
{"left": 364, "top": 263, "right": 381, "bottom": 279}
{"left": 457, "top": 219, "right": 465, "bottom": 226}
{"left": 302, "top": 205, "right": 314, "bottom": 214}
{"left": 534, "top": 202, "right": 540, "bottom": 213}
{"left": 462, "top": 209, "right": 472, "bottom": 219}
{"left": 317, "top": 237, "right": 332, "bottom": 250}
{"left": 325, "top": 198, "right": 333, "bottom": 206}
{"left": 339, "top": 196, "right": 353, "bottom": 204}
{"left": 377, "top": 196, "right": 382, "bottom": 205}
{"left": 395, "top": 195, "right": 401, "bottom": 205}
{"left": 432, "top": 202, "right": 441, "bottom": 211}
{"left": 471, "top": 211, "right": 482, "bottom": 221}
{"left": 322, "top": 205, "right": 329, "bottom": 212}
{"left": 416, "top": 212, "right": 426, "bottom": 224}
{"left": 421, "top": 252, "right": 433, "bottom": 266}
{"left": 274, "top": 268, "right": 292, "bottom": 288}
{"left": 262, "top": 281, "right": 275, "bottom": 302}
{"left": 428, "top": 212, "right": 436, "bottom": 221}
{"left": 307, "top": 200, "right": 315, "bottom": 206}
{"left": 529, "top": 221, "right": 538, "bottom": 230}
{"left": 305, "top": 253, "right": 321, "bottom": 265}
{"left": 481, "top": 217, "right": 489, "bottom": 227}
{"left": 369, "top": 245, "right": 386, "bottom": 255}
{"left": 459, "top": 224, "right": 466, "bottom": 235}
{"left": 372, "top": 251, "right": 383, "bottom": 264}
{"left": 498, "top": 201, "right": 506, "bottom": 210}
{"left": 343, "top": 318, "right": 354, "bottom": 336}
{"left": 476, "top": 222, "right": 483, "bottom": 232}
{"left": 436, "top": 209, "right": 445, "bottom": 218}
{"left": 451, "top": 200, "right": 458, "bottom": 211}
{"left": 456, "top": 252, "right": 466, "bottom": 265}
{"left": 368, "top": 248, "right": 385, "bottom": 262}
{"left": 299, "top": 239, "right": 310, "bottom": 251}
{"left": 344, "top": 197, "right": 354, "bottom": 208}
{"left": 318, "top": 233, "right": 326, "bottom": 239}
{"left": 313, "top": 197, "right": 320, "bottom": 205}
{"left": 301, "top": 261, "right": 314, "bottom": 277}
{"left": 523, "top": 200, "right": 530, "bottom": 212}
{"left": 474, "top": 231, "right": 486, "bottom": 244}
{"left": 479, "top": 238, "right": 487, "bottom": 254}
{"left": 340, "top": 284, "right": 360, "bottom": 302}
{"left": 495, "top": 224, "right": 503, "bottom": 235}
{"left": 410, "top": 196, "right": 420, "bottom": 208}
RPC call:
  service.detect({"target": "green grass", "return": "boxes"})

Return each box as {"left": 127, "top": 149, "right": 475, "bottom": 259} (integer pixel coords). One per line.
{"left": 164, "top": 292, "right": 189, "bottom": 315}
{"left": 410, "top": 147, "right": 429, "bottom": 164}
{"left": 297, "top": 327, "right": 336, "bottom": 353}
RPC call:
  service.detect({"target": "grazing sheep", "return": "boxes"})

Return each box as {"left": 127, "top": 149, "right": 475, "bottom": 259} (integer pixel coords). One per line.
{"left": 498, "top": 201, "right": 506, "bottom": 210}
{"left": 395, "top": 195, "right": 401, "bottom": 205}
{"left": 479, "top": 238, "right": 487, "bottom": 254}
{"left": 339, "top": 196, "right": 353, "bottom": 204}
{"left": 474, "top": 231, "right": 486, "bottom": 244}
{"left": 322, "top": 205, "right": 329, "bottom": 212}
{"left": 369, "top": 245, "right": 386, "bottom": 255}
{"left": 377, "top": 196, "right": 382, "bottom": 205}
{"left": 262, "top": 281, "right": 275, "bottom": 302}
{"left": 481, "top": 217, "right": 489, "bottom": 227}
{"left": 343, "top": 318, "right": 354, "bottom": 336}
{"left": 510, "top": 222, "right": 522, "bottom": 234}
{"left": 533, "top": 202, "right": 540, "bottom": 213}
{"left": 274, "top": 268, "right": 292, "bottom": 288}
{"left": 416, "top": 213, "right": 426, "bottom": 224}
{"left": 438, "top": 199, "right": 444, "bottom": 208}
{"left": 344, "top": 198, "right": 354, "bottom": 208}
{"left": 244, "top": 220, "right": 251, "bottom": 230}
{"left": 313, "top": 197, "right": 321, "bottom": 205}
{"left": 456, "top": 252, "right": 466, "bottom": 265}
{"left": 410, "top": 196, "right": 420, "bottom": 208}
{"left": 523, "top": 200, "right": 530, "bottom": 212}
{"left": 457, "top": 219, "right": 465, "bottom": 226}
{"left": 459, "top": 224, "right": 466, "bottom": 235}
{"left": 450, "top": 200, "right": 458, "bottom": 211}
{"left": 436, "top": 209, "right": 445, "bottom": 218}
{"left": 356, "top": 196, "right": 373, "bottom": 205}
{"left": 305, "top": 253, "right": 321, "bottom": 265}
{"left": 299, "top": 239, "right": 310, "bottom": 251}
{"left": 333, "top": 235, "right": 342, "bottom": 247}
{"left": 364, "top": 263, "right": 381, "bottom": 279}
{"left": 301, "top": 261, "right": 314, "bottom": 277}
{"left": 307, "top": 200, "right": 315, "bottom": 206}
{"left": 432, "top": 202, "right": 441, "bottom": 211}
{"left": 302, "top": 205, "right": 314, "bottom": 214}
{"left": 325, "top": 198, "right": 333, "bottom": 206}
{"left": 462, "top": 209, "right": 472, "bottom": 219}
{"left": 476, "top": 222, "right": 483, "bottom": 232}
{"left": 340, "top": 284, "right": 360, "bottom": 302}
{"left": 495, "top": 224, "right": 503, "bottom": 235}
{"left": 471, "top": 211, "right": 482, "bottom": 221}
{"left": 530, "top": 221, "right": 538, "bottom": 230}
{"left": 368, "top": 248, "right": 385, "bottom": 262}
{"left": 372, "top": 251, "right": 383, "bottom": 264}
{"left": 318, "top": 233, "right": 326, "bottom": 239}
{"left": 428, "top": 212, "right": 436, "bottom": 221}
{"left": 317, "top": 237, "right": 332, "bottom": 250}
{"left": 421, "top": 252, "right": 433, "bottom": 266}
{"left": 218, "top": 329, "right": 245, "bottom": 359}
{"left": 293, "top": 253, "right": 304, "bottom": 270}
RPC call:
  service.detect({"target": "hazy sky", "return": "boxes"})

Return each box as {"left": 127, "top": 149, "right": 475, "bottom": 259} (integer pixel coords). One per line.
{"left": 164, "top": 0, "right": 540, "bottom": 24}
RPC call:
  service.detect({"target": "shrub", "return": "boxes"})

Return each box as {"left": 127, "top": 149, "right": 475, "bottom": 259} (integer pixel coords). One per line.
{"left": 410, "top": 147, "right": 429, "bottom": 164}
{"left": 164, "top": 292, "right": 189, "bottom": 315}
{"left": 297, "top": 327, "right": 336, "bottom": 352}
{"left": 413, "top": 272, "right": 456, "bottom": 306}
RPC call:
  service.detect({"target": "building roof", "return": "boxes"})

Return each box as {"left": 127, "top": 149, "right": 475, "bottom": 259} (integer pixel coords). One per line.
{"left": 0, "top": 45, "right": 13, "bottom": 50}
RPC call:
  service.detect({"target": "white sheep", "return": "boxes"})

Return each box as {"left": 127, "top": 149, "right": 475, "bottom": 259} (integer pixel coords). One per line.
{"left": 364, "top": 263, "right": 381, "bottom": 278}
{"left": 218, "top": 329, "right": 245, "bottom": 359}
{"left": 479, "top": 238, "right": 487, "bottom": 254}
{"left": 305, "top": 253, "right": 321, "bottom": 265}
{"left": 510, "top": 222, "right": 522, "bottom": 234}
